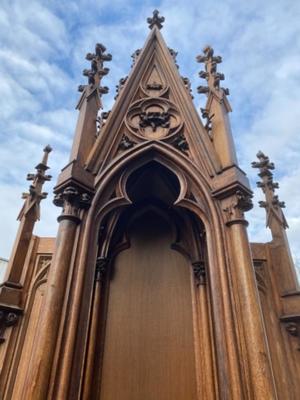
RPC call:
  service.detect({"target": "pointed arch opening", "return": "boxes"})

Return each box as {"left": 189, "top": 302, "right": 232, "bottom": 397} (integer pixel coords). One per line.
{"left": 81, "top": 156, "right": 216, "bottom": 400}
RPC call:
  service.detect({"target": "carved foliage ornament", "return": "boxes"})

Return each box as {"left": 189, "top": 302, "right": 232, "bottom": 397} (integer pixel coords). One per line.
{"left": 54, "top": 186, "right": 92, "bottom": 223}
{"left": 126, "top": 98, "right": 182, "bottom": 141}
{"left": 223, "top": 189, "right": 253, "bottom": 226}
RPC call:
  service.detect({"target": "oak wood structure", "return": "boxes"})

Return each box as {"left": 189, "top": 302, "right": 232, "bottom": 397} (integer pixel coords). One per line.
{"left": 0, "top": 11, "right": 299, "bottom": 400}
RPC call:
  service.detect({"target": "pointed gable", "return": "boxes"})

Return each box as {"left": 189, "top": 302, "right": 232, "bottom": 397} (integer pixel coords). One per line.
{"left": 86, "top": 26, "right": 222, "bottom": 179}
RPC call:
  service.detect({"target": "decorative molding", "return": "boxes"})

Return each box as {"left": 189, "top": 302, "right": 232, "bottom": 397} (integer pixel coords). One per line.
{"left": 147, "top": 9, "right": 165, "bottom": 30}
{"left": 0, "top": 306, "right": 22, "bottom": 344}
{"left": 53, "top": 186, "right": 92, "bottom": 224}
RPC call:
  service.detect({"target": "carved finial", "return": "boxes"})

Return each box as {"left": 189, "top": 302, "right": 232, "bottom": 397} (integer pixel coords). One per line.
{"left": 78, "top": 43, "right": 112, "bottom": 108}
{"left": 17, "top": 146, "right": 52, "bottom": 222}
{"left": 147, "top": 10, "right": 165, "bottom": 30}
{"left": 252, "top": 151, "right": 288, "bottom": 229}
{"left": 196, "top": 45, "right": 229, "bottom": 96}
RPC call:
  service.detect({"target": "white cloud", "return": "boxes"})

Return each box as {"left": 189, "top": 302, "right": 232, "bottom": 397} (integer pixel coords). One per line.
{"left": 0, "top": 0, "right": 299, "bottom": 274}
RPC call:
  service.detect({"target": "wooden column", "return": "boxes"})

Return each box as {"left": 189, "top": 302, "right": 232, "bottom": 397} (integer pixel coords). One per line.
{"left": 222, "top": 190, "right": 278, "bottom": 399}
{"left": 20, "top": 186, "right": 91, "bottom": 400}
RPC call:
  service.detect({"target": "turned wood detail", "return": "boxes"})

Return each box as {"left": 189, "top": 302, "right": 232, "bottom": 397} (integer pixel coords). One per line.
{"left": 53, "top": 185, "right": 92, "bottom": 223}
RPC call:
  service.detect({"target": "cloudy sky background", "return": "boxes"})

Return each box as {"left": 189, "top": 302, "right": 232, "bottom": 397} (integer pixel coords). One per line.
{"left": 0, "top": 0, "right": 300, "bottom": 273}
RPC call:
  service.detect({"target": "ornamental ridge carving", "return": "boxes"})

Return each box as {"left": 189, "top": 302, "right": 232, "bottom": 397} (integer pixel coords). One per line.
{"left": 54, "top": 186, "right": 92, "bottom": 223}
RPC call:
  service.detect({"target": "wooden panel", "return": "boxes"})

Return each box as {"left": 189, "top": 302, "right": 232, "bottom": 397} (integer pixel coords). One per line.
{"left": 11, "top": 281, "right": 46, "bottom": 399}
{"left": 99, "top": 211, "right": 197, "bottom": 400}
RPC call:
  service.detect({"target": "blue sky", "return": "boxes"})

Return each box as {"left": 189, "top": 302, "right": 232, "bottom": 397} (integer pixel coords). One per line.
{"left": 0, "top": 0, "right": 300, "bottom": 269}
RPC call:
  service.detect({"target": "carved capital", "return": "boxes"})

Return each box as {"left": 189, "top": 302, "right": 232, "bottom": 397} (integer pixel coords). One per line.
{"left": 54, "top": 186, "right": 92, "bottom": 224}
{"left": 223, "top": 190, "right": 253, "bottom": 226}
{"left": 0, "top": 306, "right": 22, "bottom": 344}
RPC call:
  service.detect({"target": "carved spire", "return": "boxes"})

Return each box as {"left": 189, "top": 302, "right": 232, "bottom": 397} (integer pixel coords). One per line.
{"left": 252, "top": 151, "right": 288, "bottom": 229}
{"left": 147, "top": 10, "right": 165, "bottom": 30}
{"left": 78, "top": 43, "right": 112, "bottom": 108}
{"left": 196, "top": 46, "right": 229, "bottom": 96}
{"left": 18, "top": 145, "right": 52, "bottom": 222}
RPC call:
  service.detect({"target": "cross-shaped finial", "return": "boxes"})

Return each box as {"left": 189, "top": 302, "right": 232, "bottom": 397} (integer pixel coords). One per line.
{"left": 147, "top": 10, "right": 165, "bottom": 30}
{"left": 17, "top": 145, "right": 52, "bottom": 222}
{"left": 252, "top": 151, "right": 288, "bottom": 229}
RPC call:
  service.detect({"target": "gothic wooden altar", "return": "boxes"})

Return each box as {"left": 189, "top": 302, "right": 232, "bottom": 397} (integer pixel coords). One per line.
{"left": 0, "top": 10, "right": 299, "bottom": 400}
